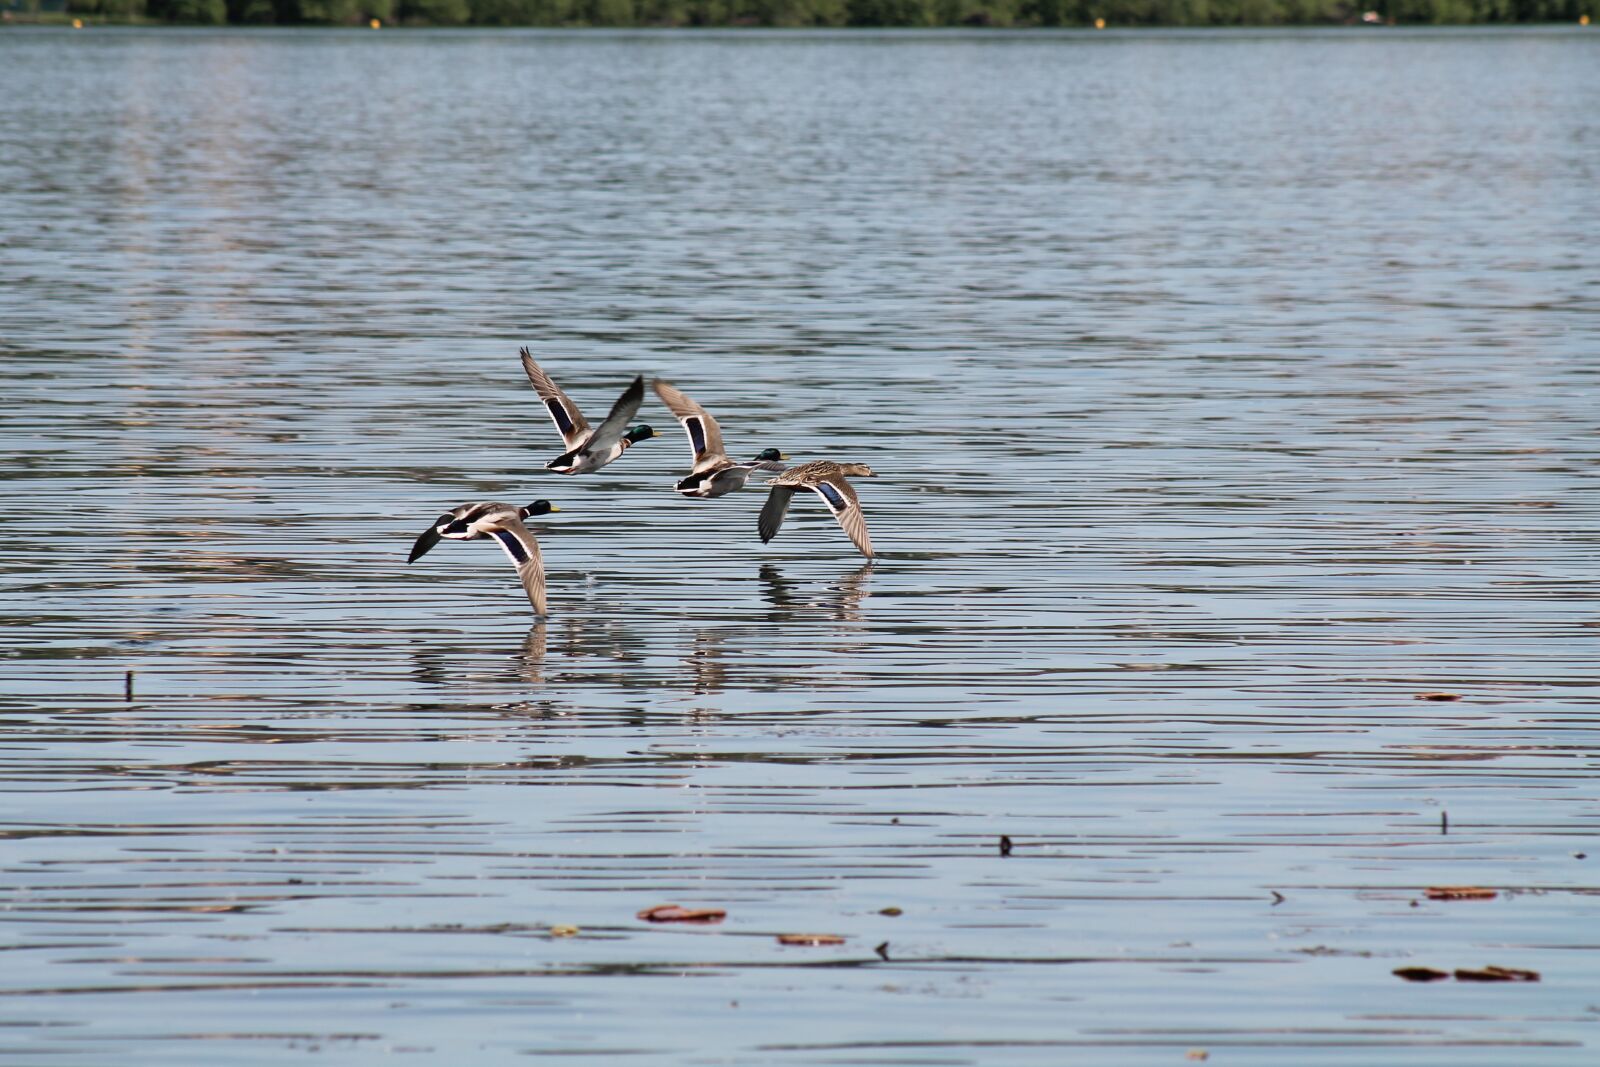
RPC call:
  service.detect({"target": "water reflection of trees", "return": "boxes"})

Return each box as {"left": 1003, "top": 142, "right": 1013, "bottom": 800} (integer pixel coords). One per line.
{"left": 96, "top": 0, "right": 1566, "bottom": 30}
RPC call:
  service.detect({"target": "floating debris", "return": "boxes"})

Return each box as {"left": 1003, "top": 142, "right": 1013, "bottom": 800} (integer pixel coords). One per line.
{"left": 1393, "top": 967, "right": 1451, "bottom": 982}
{"left": 636, "top": 904, "right": 726, "bottom": 924}
{"left": 1415, "top": 692, "right": 1461, "bottom": 702}
{"left": 999, "top": 835, "right": 1014, "bottom": 857}
{"left": 875, "top": 941, "right": 890, "bottom": 960}
{"left": 776, "top": 933, "right": 845, "bottom": 946}
{"left": 548, "top": 924, "right": 580, "bottom": 938}
{"left": 1455, "top": 965, "right": 1540, "bottom": 982}
{"left": 879, "top": 906, "right": 903, "bottom": 917}
{"left": 1424, "top": 886, "right": 1497, "bottom": 900}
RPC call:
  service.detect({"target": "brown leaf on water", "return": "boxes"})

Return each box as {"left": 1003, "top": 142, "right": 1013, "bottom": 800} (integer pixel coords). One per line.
{"left": 875, "top": 940, "right": 890, "bottom": 960}
{"left": 776, "top": 933, "right": 846, "bottom": 946}
{"left": 1393, "top": 967, "right": 1451, "bottom": 982}
{"left": 1424, "top": 886, "right": 1497, "bottom": 900}
{"left": 1455, "top": 965, "right": 1540, "bottom": 982}
{"left": 1415, "top": 692, "right": 1462, "bottom": 701}
{"left": 636, "top": 904, "right": 726, "bottom": 924}
{"left": 879, "top": 906, "right": 903, "bottom": 917}
{"left": 548, "top": 924, "right": 579, "bottom": 938}
{"left": 1186, "top": 1050, "right": 1210, "bottom": 1061}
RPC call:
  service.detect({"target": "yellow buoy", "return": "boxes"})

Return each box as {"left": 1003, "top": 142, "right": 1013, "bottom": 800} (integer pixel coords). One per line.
{"left": 1093, "top": 16, "right": 1105, "bottom": 27}
{"left": 370, "top": 16, "right": 381, "bottom": 27}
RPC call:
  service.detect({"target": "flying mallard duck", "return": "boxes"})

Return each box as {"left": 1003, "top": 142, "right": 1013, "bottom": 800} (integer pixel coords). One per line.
{"left": 758, "top": 461, "right": 876, "bottom": 559}
{"left": 520, "top": 348, "right": 658, "bottom": 474}
{"left": 408, "top": 500, "right": 561, "bottom": 616}
{"left": 652, "top": 378, "right": 788, "bottom": 498}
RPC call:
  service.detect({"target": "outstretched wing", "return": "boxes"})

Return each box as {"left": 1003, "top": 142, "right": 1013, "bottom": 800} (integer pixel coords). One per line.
{"left": 807, "top": 476, "right": 874, "bottom": 559}
{"left": 520, "top": 348, "right": 590, "bottom": 449}
{"left": 652, "top": 379, "right": 727, "bottom": 472}
{"left": 758, "top": 485, "right": 797, "bottom": 545}
{"left": 487, "top": 519, "right": 548, "bottom": 616}
{"left": 579, "top": 375, "right": 645, "bottom": 456}
{"left": 407, "top": 513, "right": 455, "bottom": 563}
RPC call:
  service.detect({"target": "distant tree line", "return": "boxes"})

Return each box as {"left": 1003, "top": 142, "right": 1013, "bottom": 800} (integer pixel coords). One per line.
{"left": 61, "top": 0, "right": 1595, "bottom": 26}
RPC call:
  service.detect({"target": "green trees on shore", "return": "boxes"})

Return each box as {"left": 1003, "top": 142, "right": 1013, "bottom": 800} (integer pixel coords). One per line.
{"left": 55, "top": 0, "right": 1597, "bottom": 25}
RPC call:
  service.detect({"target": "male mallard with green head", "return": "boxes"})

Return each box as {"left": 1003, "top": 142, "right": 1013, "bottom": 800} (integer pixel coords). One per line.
{"left": 653, "top": 378, "right": 788, "bottom": 498}
{"left": 520, "top": 348, "right": 658, "bottom": 475}
{"left": 758, "top": 461, "right": 876, "bottom": 559}
{"left": 408, "top": 500, "right": 561, "bottom": 616}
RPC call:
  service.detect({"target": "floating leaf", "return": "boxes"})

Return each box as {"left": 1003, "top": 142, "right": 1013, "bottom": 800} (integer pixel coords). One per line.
{"left": 1415, "top": 692, "right": 1461, "bottom": 702}
{"left": 637, "top": 904, "right": 726, "bottom": 924}
{"left": 1393, "top": 967, "right": 1451, "bottom": 982}
{"left": 548, "top": 924, "right": 579, "bottom": 938}
{"left": 1186, "top": 1051, "right": 1210, "bottom": 1062}
{"left": 999, "top": 835, "right": 1014, "bottom": 857}
{"left": 875, "top": 940, "right": 890, "bottom": 960}
{"left": 879, "top": 906, "right": 903, "bottom": 917}
{"left": 776, "top": 933, "right": 845, "bottom": 946}
{"left": 1424, "top": 886, "right": 1497, "bottom": 900}
{"left": 1455, "top": 965, "right": 1540, "bottom": 982}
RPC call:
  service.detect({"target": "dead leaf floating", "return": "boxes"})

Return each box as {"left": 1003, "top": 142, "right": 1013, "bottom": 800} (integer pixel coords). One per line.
{"left": 636, "top": 904, "right": 727, "bottom": 924}
{"left": 1393, "top": 964, "right": 1539, "bottom": 983}
{"left": 548, "top": 924, "right": 580, "bottom": 938}
{"left": 1455, "top": 965, "right": 1540, "bottom": 982}
{"left": 1186, "top": 1051, "right": 1210, "bottom": 1062}
{"left": 879, "top": 906, "right": 903, "bottom": 917}
{"left": 776, "top": 933, "right": 846, "bottom": 946}
{"left": 1393, "top": 967, "right": 1451, "bottom": 982}
{"left": 1424, "top": 886, "right": 1497, "bottom": 900}
{"left": 1415, "top": 692, "right": 1462, "bottom": 702}
{"left": 999, "top": 835, "right": 1014, "bottom": 857}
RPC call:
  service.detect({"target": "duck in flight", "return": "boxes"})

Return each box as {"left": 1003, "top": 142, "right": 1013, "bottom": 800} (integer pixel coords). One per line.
{"left": 758, "top": 461, "right": 876, "bottom": 559}
{"left": 408, "top": 500, "right": 561, "bottom": 616}
{"left": 652, "top": 378, "right": 788, "bottom": 498}
{"left": 520, "top": 348, "right": 658, "bottom": 475}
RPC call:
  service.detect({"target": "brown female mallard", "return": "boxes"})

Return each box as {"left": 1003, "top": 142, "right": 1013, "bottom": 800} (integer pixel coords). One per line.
{"left": 758, "top": 461, "right": 876, "bottom": 559}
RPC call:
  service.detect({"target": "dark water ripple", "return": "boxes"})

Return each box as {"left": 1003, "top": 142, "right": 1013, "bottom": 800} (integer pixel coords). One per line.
{"left": 2, "top": 24, "right": 1599, "bottom": 1066}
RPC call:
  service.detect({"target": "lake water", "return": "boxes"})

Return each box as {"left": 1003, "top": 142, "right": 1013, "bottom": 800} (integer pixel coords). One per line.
{"left": 2, "top": 24, "right": 1599, "bottom": 1065}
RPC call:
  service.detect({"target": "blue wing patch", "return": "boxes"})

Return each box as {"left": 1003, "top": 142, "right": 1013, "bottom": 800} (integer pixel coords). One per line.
{"left": 491, "top": 529, "right": 530, "bottom": 564}
{"left": 815, "top": 482, "right": 848, "bottom": 512}
{"left": 546, "top": 399, "right": 575, "bottom": 437}
{"left": 686, "top": 417, "right": 707, "bottom": 457}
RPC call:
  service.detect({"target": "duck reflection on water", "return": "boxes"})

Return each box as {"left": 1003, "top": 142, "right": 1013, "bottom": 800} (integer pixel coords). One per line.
{"left": 759, "top": 561, "right": 874, "bottom": 624}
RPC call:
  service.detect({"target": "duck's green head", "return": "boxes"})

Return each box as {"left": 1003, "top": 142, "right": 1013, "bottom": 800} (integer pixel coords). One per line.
{"left": 524, "top": 500, "right": 561, "bottom": 517}
{"left": 625, "top": 425, "right": 660, "bottom": 444}
{"left": 754, "top": 448, "right": 787, "bottom": 462}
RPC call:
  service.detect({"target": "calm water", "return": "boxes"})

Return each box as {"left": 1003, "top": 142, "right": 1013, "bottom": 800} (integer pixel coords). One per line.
{"left": 2, "top": 24, "right": 1599, "bottom": 1065}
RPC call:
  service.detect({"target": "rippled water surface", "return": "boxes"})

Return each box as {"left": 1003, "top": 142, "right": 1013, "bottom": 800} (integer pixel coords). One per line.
{"left": 3, "top": 24, "right": 1599, "bottom": 1065}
